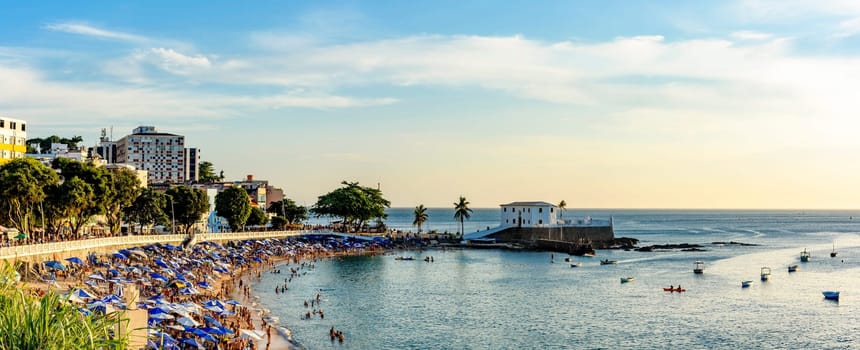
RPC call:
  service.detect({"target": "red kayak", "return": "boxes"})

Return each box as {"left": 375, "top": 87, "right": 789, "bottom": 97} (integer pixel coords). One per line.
{"left": 662, "top": 288, "right": 686, "bottom": 292}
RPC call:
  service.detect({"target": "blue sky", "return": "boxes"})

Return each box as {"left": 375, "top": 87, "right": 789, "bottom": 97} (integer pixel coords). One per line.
{"left": 3, "top": 0, "right": 860, "bottom": 208}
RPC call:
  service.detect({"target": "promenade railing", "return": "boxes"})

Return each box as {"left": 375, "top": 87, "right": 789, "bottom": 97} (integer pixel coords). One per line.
{"left": 0, "top": 230, "right": 317, "bottom": 260}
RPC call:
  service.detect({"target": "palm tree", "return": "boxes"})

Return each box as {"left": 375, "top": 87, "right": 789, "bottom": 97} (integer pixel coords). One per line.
{"left": 413, "top": 204, "right": 429, "bottom": 234}
{"left": 558, "top": 200, "right": 567, "bottom": 223}
{"left": 453, "top": 196, "right": 472, "bottom": 236}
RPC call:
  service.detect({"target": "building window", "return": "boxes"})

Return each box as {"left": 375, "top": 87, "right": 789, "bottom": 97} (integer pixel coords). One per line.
{"left": 551, "top": 208, "right": 554, "bottom": 213}
{"left": 539, "top": 219, "right": 543, "bottom": 224}
{"left": 0, "top": 120, "right": 4, "bottom": 128}
{"left": 21, "top": 124, "right": 25, "bottom": 132}
{"left": 10, "top": 122, "right": 15, "bottom": 129}
{"left": 503, "top": 208, "right": 506, "bottom": 212}
{"left": 528, "top": 208, "right": 531, "bottom": 213}
{"left": 539, "top": 208, "right": 543, "bottom": 213}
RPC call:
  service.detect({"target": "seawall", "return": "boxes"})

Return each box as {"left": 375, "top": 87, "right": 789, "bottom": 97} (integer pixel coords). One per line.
{"left": 487, "top": 226, "right": 614, "bottom": 243}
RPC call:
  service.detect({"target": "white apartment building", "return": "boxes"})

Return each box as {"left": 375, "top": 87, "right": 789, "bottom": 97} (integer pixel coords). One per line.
{"left": 0, "top": 116, "right": 27, "bottom": 165}
{"left": 116, "top": 126, "right": 186, "bottom": 184}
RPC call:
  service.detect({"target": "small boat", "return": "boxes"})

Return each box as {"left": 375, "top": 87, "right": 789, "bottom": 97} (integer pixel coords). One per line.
{"left": 831, "top": 242, "right": 838, "bottom": 258}
{"left": 564, "top": 257, "right": 572, "bottom": 262}
{"left": 822, "top": 291, "right": 840, "bottom": 301}
{"left": 787, "top": 265, "right": 798, "bottom": 273}
{"left": 761, "top": 267, "right": 771, "bottom": 281}
{"left": 662, "top": 287, "right": 686, "bottom": 292}
{"left": 570, "top": 263, "right": 580, "bottom": 268}
{"left": 741, "top": 280, "right": 753, "bottom": 288}
{"left": 394, "top": 256, "right": 415, "bottom": 261}
{"left": 583, "top": 253, "right": 595, "bottom": 257}
{"left": 620, "top": 277, "right": 634, "bottom": 284}
{"left": 800, "top": 249, "right": 811, "bottom": 262}
{"left": 693, "top": 261, "right": 704, "bottom": 274}
{"left": 600, "top": 259, "right": 618, "bottom": 265}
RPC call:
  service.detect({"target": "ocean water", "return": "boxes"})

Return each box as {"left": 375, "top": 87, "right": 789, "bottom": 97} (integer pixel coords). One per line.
{"left": 255, "top": 210, "right": 860, "bottom": 349}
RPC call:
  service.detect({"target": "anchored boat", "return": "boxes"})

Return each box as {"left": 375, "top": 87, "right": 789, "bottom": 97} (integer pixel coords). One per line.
{"left": 760, "top": 267, "right": 771, "bottom": 281}
{"left": 787, "top": 265, "right": 798, "bottom": 273}
{"left": 822, "top": 291, "right": 840, "bottom": 301}
{"left": 741, "top": 280, "right": 753, "bottom": 288}
{"left": 693, "top": 260, "right": 704, "bottom": 274}
{"left": 800, "top": 249, "right": 811, "bottom": 262}
{"left": 620, "top": 277, "right": 634, "bottom": 284}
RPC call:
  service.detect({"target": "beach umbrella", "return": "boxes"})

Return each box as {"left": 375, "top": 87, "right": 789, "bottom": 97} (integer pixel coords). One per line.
{"left": 87, "top": 301, "right": 115, "bottom": 314}
{"left": 197, "top": 281, "right": 213, "bottom": 289}
{"left": 203, "top": 305, "right": 224, "bottom": 313}
{"left": 154, "top": 259, "right": 170, "bottom": 269}
{"left": 112, "top": 252, "right": 128, "bottom": 260}
{"left": 101, "top": 295, "right": 123, "bottom": 304}
{"left": 70, "top": 288, "right": 96, "bottom": 299}
{"left": 186, "top": 328, "right": 209, "bottom": 337}
{"left": 88, "top": 273, "right": 106, "bottom": 281}
{"left": 176, "top": 316, "right": 200, "bottom": 327}
{"left": 167, "top": 280, "right": 187, "bottom": 289}
{"left": 78, "top": 307, "right": 93, "bottom": 316}
{"left": 199, "top": 333, "right": 219, "bottom": 343}
{"left": 119, "top": 249, "right": 132, "bottom": 256}
{"left": 239, "top": 329, "right": 263, "bottom": 341}
{"left": 150, "top": 273, "right": 168, "bottom": 283}
{"left": 203, "top": 300, "right": 225, "bottom": 309}
{"left": 178, "top": 287, "right": 198, "bottom": 295}
{"left": 181, "top": 338, "right": 203, "bottom": 349}
{"left": 44, "top": 260, "right": 65, "bottom": 270}
{"left": 108, "top": 269, "right": 121, "bottom": 276}
{"left": 203, "top": 315, "right": 223, "bottom": 328}
{"left": 149, "top": 312, "right": 174, "bottom": 320}
{"left": 217, "top": 310, "right": 236, "bottom": 317}
{"left": 65, "top": 257, "right": 84, "bottom": 265}
{"left": 129, "top": 250, "right": 148, "bottom": 259}
{"left": 224, "top": 299, "right": 241, "bottom": 306}
{"left": 116, "top": 285, "right": 124, "bottom": 298}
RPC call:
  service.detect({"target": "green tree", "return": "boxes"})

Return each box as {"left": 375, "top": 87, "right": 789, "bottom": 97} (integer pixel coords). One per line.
{"left": 271, "top": 216, "right": 288, "bottom": 230}
{"left": 124, "top": 188, "right": 169, "bottom": 234}
{"left": 311, "top": 181, "right": 390, "bottom": 232}
{"left": 215, "top": 187, "right": 251, "bottom": 232}
{"left": 43, "top": 177, "right": 95, "bottom": 237}
{"left": 104, "top": 168, "right": 141, "bottom": 235}
{"left": 453, "top": 196, "right": 472, "bottom": 236}
{"left": 267, "top": 198, "right": 308, "bottom": 224}
{"left": 198, "top": 161, "right": 224, "bottom": 183}
{"left": 165, "top": 186, "right": 209, "bottom": 235}
{"left": 0, "top": 158, "right": 59, "bottom": 235}
{"left": 413, "top": 204, "right": 429, "bottom": 233}
{"left": 52, "top": 158, "right": 113, "bottom": 236}
{"left": 246, "top": 207, "right": 269, "bottom": 227}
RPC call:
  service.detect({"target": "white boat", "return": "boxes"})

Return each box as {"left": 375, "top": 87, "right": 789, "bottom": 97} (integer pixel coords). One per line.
{"left": 570, "top": 262, "right": 580, "bottom": 268}
{"left": 787, "top": 265, "right": 798, "bottom": 273}
{"left": 760, "top": 267, "right": 771, "bottom": 281}
{"left": 831, "top": 242, "right": 838, "bottom": 258}
{"left": 693, "top": 261, "right": 704, "bottom": 274}
{"left": 741, "top": 280, "right": 753, "bottom": 288}
{"left": 620, "top": 277, "right": 635, "bottom": 284}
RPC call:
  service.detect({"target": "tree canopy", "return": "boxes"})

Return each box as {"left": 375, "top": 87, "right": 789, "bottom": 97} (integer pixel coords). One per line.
{"left": 198, "top": 161, "right": 224, "bottom": 183}
{"left": 267, "top": 198, "right": 308, "bottom": 224}
{"left": 311, "top": 181, "right": 390, "bottom": 232}
{"left": 246, "top": 207, "right": 269, "bottom": 227}
{"left": 0, "top": 158, "right": 59, "bottom": 235}
{"left": 413, "top": 204, "right": 428, "bottom": 233}
{"left": 215, "top": 187, "right": 251, "bottom": 232}
{"left": 124, "top": 188, "right": 169, "bottom": 234}
{"left": 165, "top": 186, "right": 209, "bottom": 234}
{"left": 104, "top": 168, "right": 142, "bottom": 234}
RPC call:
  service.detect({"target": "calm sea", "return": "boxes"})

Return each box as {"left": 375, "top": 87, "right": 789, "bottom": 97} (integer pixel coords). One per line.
{"left": 256, "top": 209, "right": 860, "bottom": 349}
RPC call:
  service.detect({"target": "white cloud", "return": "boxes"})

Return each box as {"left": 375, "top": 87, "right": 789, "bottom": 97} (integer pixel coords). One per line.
{"left": 731, "top": 30, "right": 773, "bottom": 40}
{"left": 44, "top": 22, "right": 149, "bottom": 43}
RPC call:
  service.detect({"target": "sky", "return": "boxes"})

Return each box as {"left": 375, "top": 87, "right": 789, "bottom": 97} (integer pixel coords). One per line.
{"left": 2, "top": 0, "right": 860, "bottom": 209}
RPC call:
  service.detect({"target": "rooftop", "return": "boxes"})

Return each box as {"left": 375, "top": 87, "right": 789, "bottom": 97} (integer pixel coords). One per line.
{"left": 500, "top": 201, "right": 557, "bottom": 207}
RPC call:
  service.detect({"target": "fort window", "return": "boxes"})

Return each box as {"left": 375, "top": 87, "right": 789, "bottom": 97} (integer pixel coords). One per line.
{"left": 539, "top": 220, "right": 542, "bottom": 224}
{"left": 539, "top": 208, "right": 543, "bottom": 213}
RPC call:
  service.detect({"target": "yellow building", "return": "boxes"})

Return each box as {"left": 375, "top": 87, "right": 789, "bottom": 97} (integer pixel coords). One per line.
{"left": 0, "top": 116, "right": 27, "bottom": 165}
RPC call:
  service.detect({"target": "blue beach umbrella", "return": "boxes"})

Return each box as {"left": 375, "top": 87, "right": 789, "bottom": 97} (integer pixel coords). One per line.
{"left": 150, "top": 272, "right": 168, "bottom": 283}
{"left": 65, "top": 257, "right": 84, "bottom": 265}
{"left": 224, "top": 299, "right": 241, "bottom": 306}
{"left": 182, "top": 338, "right": 203, "bottom": 349}
{"left": 203, "top": 315, "right": 223, "bottom": 328}
{"left": 154, "top": 259, "right": 170, "bottom": 269}
{"left": 44, "top": 261, "right": 65, "bottom": 270}
{"left": 112, "top": 252, "right": 128, "bottom": 260}
{"left": 197, "top": 281, "right": 212, "bottom": 289}
{"left": 199, "top": 333, "right": 219, "bottom": 343}
{"left": 149, "top": 312, "right": 174, "bottom": 320}
{"left": 70, "top": 288, "right": 95, "bottom": 299}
